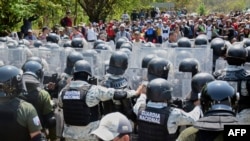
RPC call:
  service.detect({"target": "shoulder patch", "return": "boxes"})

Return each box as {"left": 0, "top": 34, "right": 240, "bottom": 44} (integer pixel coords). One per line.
{"left": 33, "top": 116, "right": 41, "bottom": 126}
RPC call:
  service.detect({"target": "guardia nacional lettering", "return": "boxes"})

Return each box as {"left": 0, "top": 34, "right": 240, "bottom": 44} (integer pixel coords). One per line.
{"left": 139, "top": 111, "right": 161, "bottom": 124}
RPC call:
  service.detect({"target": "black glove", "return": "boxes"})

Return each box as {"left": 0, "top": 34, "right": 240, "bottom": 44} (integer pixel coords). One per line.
{"left": 113, "top": 90, "right": 127, "bottom": 100}
{"left": 172, "top": 98, "right": 183, "bottom": 109}
{"left": 88, "top": 76, "right": 97, "bottom": 85}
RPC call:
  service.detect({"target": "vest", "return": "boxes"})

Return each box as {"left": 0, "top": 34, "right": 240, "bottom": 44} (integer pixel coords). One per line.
{"left": 216, "top": 68, "right": 250, "bottom": 111}
{"left": 138, "top": 106, "right": 176, "bottom": 141}
{"left": 0, "top": 98, "right": 30, "bottom": 141}
{"left": 196, "top": 130, "right": 223, "bottom": 141}
{"left": 61, "top": 81, "right": 99, "bottom": 126}
{"left": 102, "top": 77, "right": 136, "bottom": 121}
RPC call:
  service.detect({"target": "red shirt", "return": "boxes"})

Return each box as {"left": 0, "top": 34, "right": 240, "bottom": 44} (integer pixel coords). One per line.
{"left": 106, "top": 24, "right": 115, "bottom": 37}
{"left": 64, "top": 17, "right": 73, "bottom": 27}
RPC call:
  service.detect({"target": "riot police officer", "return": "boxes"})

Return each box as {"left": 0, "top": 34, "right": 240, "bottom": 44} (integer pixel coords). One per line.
{"left": 177, "top": 37, "right": 192, "bottom": 48}
{"left": 213, "top": 44, "right": 250, "bottom": 124}
{"left": 46, "top": 33, "right": 59, "bottom": 44}
{"left": 58, "top": 60, "right": 143, "bottom": 141}
{"left": 133, "top": 78, "right": 202, "bottom": 141}
{"left": 183, "top": 72, "right": 215, "bottom": 112}
{"left": 194, "top": 34, "right": 208, "bottom": 47}
{"left": 21, "top": 60, "right": 57, "bottom": 140}
{"left": 101, "top": 51, "right": 136, "bottom": 120}
{"left": 48, "top": 51, "right": 84, "bottom": 98}
{"left": 210, "top": 37, "right": 227, "bottom": 72}
{"left": 147, "top": 57, "right": 172, "bottom": 81}
{"left": 177, "top": 80, "right": 239, "bottom": 141}
{"left": 179, "top": 58, "right": 201, "bottom": 77}
{"left": 0, "top": 65, "right": 45, "bottom": 141}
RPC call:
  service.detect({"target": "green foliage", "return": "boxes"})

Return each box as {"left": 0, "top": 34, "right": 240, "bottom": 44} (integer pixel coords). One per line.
{"left": 197, "top": 2, "right": 207, "bottom": 16}
{"left": 0, "top": 0, "right": 248, "bottom": 34}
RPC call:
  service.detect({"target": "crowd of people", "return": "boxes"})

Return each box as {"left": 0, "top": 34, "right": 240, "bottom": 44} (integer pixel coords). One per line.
{"left": 0, "top": 7, "right": 250, "bottom": 141}
{"left": 7, "top": 8, "right": 249, "bottom": 46}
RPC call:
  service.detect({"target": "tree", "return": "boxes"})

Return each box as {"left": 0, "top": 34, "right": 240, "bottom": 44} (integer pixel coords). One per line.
{"left": 0, "top": 0, "right": 36, "bottom": 33}
{"left": 77, "top": 0, "right": 142, "bottom": 22}
{"left": 197, "top": 2, "right": 207, "bottom": 16}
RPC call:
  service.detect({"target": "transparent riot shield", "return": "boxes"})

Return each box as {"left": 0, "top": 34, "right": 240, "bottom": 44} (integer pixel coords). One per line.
{"left": 174, "top": 48, "right": 213, "bottom": 74}
{"left": 215, "top": 57, "right": 228, "bottom": 72}
{"left": 124, "top": 68, "right": 144, "bottom": 90}
{"left": 60, "top": 47, "right": 76, "bottom": 72}
{"left": 37, "top": 47, "right": 63, "bottom": 75}
{"left": 131, "top": 47, "right": 174, "bottom": 69}
{"left": 94, "top": 50, "right": 113, "bottom": 82}
{"left": 0, "top": 42, "right": 7, "bottom": 49}
{"left": 0, "top": 48, "right": 8, "bottom": 65}
{"left": 8, "top": 47, "right": 27, "bottom": 68}
{"left": 169, "top": 72, "right": 192, "bottom": 99}
{"left": 82, "top": 50, "right": 98, "bottom": 77}
{"left": 58, "top": 39, "right": 69, "bottom": 47}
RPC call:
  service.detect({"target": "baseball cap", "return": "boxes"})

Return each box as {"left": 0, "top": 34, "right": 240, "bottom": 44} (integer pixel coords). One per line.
{"left": 119, "top": 24, "right": 125, "bottom": 28}
{"left": 28, "top": 29, "right": 32, "bottom": 32}
{"left": 91, "top": 112, "right": 132, "bottom": 140}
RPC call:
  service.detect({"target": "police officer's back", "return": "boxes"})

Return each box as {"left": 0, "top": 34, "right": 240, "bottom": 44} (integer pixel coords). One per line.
{"left": 21, "top": 60, "right": 56, "bottom": 140}
{"left": 213, "top": 44, "right": 250, "bottom": 123}
{"left": 0, "top": 65, "right": 45, "bottom": 141}
{"left": 183, "top": 72, "right": 215, "bottom": 112}
{"left": 58, "top": 60, "right": 143, "bottom": 140}
{"left": 133, "top": 78, "right": 202, "bottom": 141}
{"left": 177, "top": 80, "right": 239, "bottom": 141}
{"left": 101, "top": 51, "right": 135, "bottom": 119}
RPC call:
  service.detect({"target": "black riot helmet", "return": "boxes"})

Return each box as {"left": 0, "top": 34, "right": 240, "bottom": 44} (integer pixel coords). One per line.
{"left": 120, "top": 41, "right": 133, "bottom": 51}
{"left": 245, "top": 46, "right": 250, "bottom": 62}
{"left": 226, "top": 45, "right": 247, "bottom": 66}
{"left": 107, "top": 51, "right": 128, "bottom": 75}
{"left": 147, "top": 78, "right": 172, "bottom": 102}
{"left": 26, "top": 57, "right": 43, "bottom": 66}
{"left": 243, "top": 38, "right": 250, "bottom": 48}
{"left": 63, "top": 40, "right": 72, "bottom": 48}
{"left": 177, "top": 37, "right": 192, "bottom": 48}
{"left": 6, "top": 40, "right": 18, "bottom": 48}
{"left": 73, "top": 60, "right": 92, "bottom": 81}
{"left": 147, "top": 57, "right": 171, "bottom": 81}
{"left": 22, "top": 60, "right": 44, "bottom": 82}
{"left": 116, "top": 37, "right": 129, "bottom": 50}
{"left": 95, "top": 43, "right": 110, "bottom": 51}
{"left": 190, "top": 72, "right": 215, "bottom": 101}
{"left": 0, "top": 37, "right": 7, "bottom": 42}
{"left": 194, "top": 34, "right": 208, "bottom": 46}
{"left": 0, "top": 65, "right": 23, "bottom": 98}
{"left": 119, "top": 48, "right": 131, "bottom": 57}
{"left": 210, "top": 38, "right": 227, "bottom": 57}
{"left": 200, "top": 80, "right": 238, "bottom": 114}
{"left": 179, "top": 58, "right": 200, "bottom": 77}
{"left": 93, "top": 39, "right": 105, "bottom": 49}
{"left": 65, "top": 52, "right": 84, "bottom": 75}
{"left": 33, "top": 40, "right": 43, "bottom": 48}
{"left": 71, "top": 38, "right": 84, "bottom": 48}
{"left": 141, "top": 54, "right": 157, "bottom": 68}
{"left": 46, "top": 33, "right": 59, "bottom": 43}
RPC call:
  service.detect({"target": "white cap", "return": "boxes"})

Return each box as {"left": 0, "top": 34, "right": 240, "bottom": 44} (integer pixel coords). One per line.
{"left": 91, "top": 112, "right": 132, "bottom": 140}
{"left": 28, "top": 29, "right": 32, "bottom": 32}
{"left": 119, "top": 24, "right": 125, "bottom": 28}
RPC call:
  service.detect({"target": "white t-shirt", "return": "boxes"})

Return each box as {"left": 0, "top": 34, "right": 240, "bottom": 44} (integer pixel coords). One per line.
{"left": 87, "top": 27, "right": 97, "bottom": 41}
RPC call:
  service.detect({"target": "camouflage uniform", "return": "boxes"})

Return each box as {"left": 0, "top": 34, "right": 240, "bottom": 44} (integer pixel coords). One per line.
{"left": 133, "top": 94, "right": 202, "bottom": 134}
{"left": 58, "top": 83, "right": 137, "bottom": 141}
